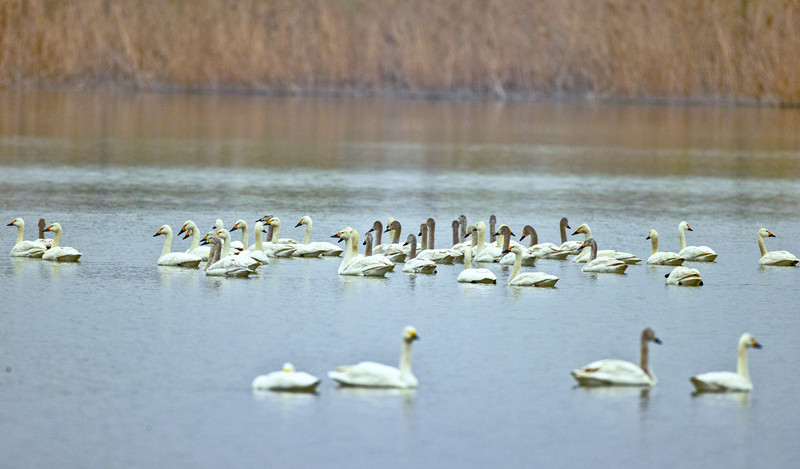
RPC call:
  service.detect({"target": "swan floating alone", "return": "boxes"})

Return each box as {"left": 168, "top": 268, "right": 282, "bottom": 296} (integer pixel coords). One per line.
{"left": 579, "top": 238, "right": 628, "bottom": 274}
{"left": 690, "top": 333, "right": 762, "bottom": 392}
{"left": 328, "top": 326, "right": 419, "bottom": 388}
{"left": 252, "top": 363, "right": 321, "bottom": 392}
{"left": 665, "top": 266, "right": 703, "bottom": 286}
{"left": 331, "top": 227, "right": 394, "bottom": 276}
{"left": 294, "top": 215, "right": 344, "bottom": 257}
{"left": 572, "top": 224, "right": 641, "bottom": 264}
{"left": 401, "top": 234, "right": 437, "bottom": 274}
{"left": 457, "top": 240, "right": 497, "bottom": 284}
{"left": 571, "top": 327, "right": 662, "bottom": 386}
{"left": 7, "top": 217, "right": 47, "bottom": 258}
{"left": 42, "top": 223, "right": 82, "bottom": 262}
{"left": 153, "top": 224, "right": 202, "bottom": 267}
{"left": 756, "top": 228, "right": 799, "bottom": 266}
{"left": 502, "top": 245, "right": 559, "bottom": 287}
{"left": 677, "top": 221, "right": 718, "bottom": 262}
{"left": 646, "top": 229, "right": 684, "bottom": 266}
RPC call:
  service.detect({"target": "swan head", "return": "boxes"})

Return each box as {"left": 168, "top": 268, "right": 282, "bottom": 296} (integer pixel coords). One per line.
{"left": 153, "top": 224, "right": 172, "bottom": 237}
{"left": 266, "top": 217, "right": 280, "bottom": 227}
{"left": 295, "top": 216, "right": 311, "bottom": 228}
{"left": 282, "top": 363, "right": 296, "bottom": 373}
{"left": 646, "top": 229, "right": 657, "bottom": 240}
{"left": 560, "top": 217, "right": 570, "bottom": 229}
{"left": 642, "top": 327, "right": 662, "bottom": 345}
{"left": 384, "top": 219, "right": 401, "bottom": 233}
{"left": 213, "top": 219, "right": 224, "bottom": 230}
{"left": 758, "top": 228, "right": 775, "bottom": 239}
{"left": 403, "top": 234, "right": 416, "bottom": 247}
{"left": 201, "top": 233, "right": 222, "bottom": 246}
{"left": 256, "top": 214, "right": 273, "bottom": 223}
{"left": 494, "top": 224, "right": 515, "bottom": 238}
{"left": 362, "top": 232, "right": 372, "bottom": 245}
{"left": 572, "top": 223, "right": 590, "bottom": 236}
{"left": 7, "top": 217, "right": 23, "bottom": 227}
{"left": 403, "top": 326, "right": 419, "bottom": 343}
{"left": 679, "top": 221, "right": 692, "bottom": 232}
{"left": 465, "top": 224, "right": 476, "bottom": 239}
{"left": 367, "top": 220, "right": 383, "bottom": 233}
{"left": 44, "top": 223, "right": 62, "bottom": 234}
{"left": 215, "top": 229, "right": 231, "bottom": 241}
{"left": 332, "top": 227, "right": 353, "bottom": 243}
{"left": 740, "top": 333, "right": 762, "bottom": 350}
{"left": 519, "top": 225, "right": 534, "bottom": 241}
{"left": 580, "top": 238, "right": 597, "bottom": 249}
{"left": 178, "top": 220, "right": 196, "bottom": 236}
{"left": 231, "top": 219, "right": 247, "bottom": 232}
{"left": 502, "top": 244, "right": 523, "bottom": 255}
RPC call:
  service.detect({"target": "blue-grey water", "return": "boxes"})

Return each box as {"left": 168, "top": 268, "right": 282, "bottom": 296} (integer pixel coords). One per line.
{"left": 1, "top": 90, "right": 799, "bottom": 468}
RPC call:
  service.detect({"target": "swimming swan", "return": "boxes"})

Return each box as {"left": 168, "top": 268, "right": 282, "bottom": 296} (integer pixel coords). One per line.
{"left": 677, "top": 221, "right": 718, "bottom": 262}
{"left": 580, "top": 238, "right": 628, "bottom": 273}
{"left": 665, "top": 266, "right": 703, "bottom": 286}
{"left": 502, "top": 245, "right": 559, "bottom": 287}
{"left": 367, "top": 220, "right": 406, "bottom": 263}
{"left": 469, "top": 221, "right": 503, "bottom": 263}
{"left": 328, "top": 326, "right": 419, "bottom": 388}
{"left": 571, "top": 327, "right": 662, "bottom": 386}
{"left": 331, "top": 228, "right": 394, "bottom": 276}
{"left": 212, "top": 219, "right": 244, "bottom": 252}
{"left": 690, "top": 333, "right": 762, "bottom": 392}
{"left": 153, "top": 225, "right": 202, "bottom": 267}
{"left": 203, "top": 236, "right": 257, "bottom": 277}
{"left": 401, "top": 234, "right": 437, "bottom": 274}
{"left": 269, "top": 217, "right": 322, "bottom": 257}
{"left": 559, "top": 217, "right": 583, "bottom": 255}
{"left": 230, "top": 220, "right": 270, "bottom": 265}
{"left": 294, "top": 215, "right": 344, "bottom": 257}
{"left": 646, "top": 229, "right": 684, "bottom": 266}
{"left": 457, "top": 241, "right": 497, "bottom": 284}
{"left": 178, "top": 220, "right": 211, "bottom": 260}
{"left": 572, "top": 224, "right": 641, "bottom": 264}
{"left": 519, "top": 224, "right": 569, "bottom": 260}
{"left": 252, "top": 362, "right": 321, "bottom": 392}
{"left": 756, "top": 228, "right": 799, "bottom": 266}
{"left": 42, "top": 223, "right": 82, "bottom": 262}
{"left": 7, "top": 218, "right": 47, "bottom": 257}
{"left": 362, "top": 232, "right": 397, "bottom": 268}
{"left": 204, "top": 229, "right": 261, "bottom": 271}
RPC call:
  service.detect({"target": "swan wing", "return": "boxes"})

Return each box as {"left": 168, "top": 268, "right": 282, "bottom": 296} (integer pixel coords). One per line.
{"left": 690, "top": 371, "right": 752, "bottom": 392}
{"left": 403, "top": 258, "right": 437, "bottom": 274}
{"left": 10, "top": 240, "right": 47, "bottom": 258}
{"left": 679, "top": 245, "right": 718, "bottom": 262}
{"left": 339, "top": 255, "right": 394, "bottom": 276}
{"left": 328, "top": 361, "right": 407, "bottom": 388}
{"left": 571, "top": 359, "right": 653, "bottom": 386}
{"left": 509, "top": 272, "right": 559, "bottom": 287}
{"left": 158, "top": 252, "right": 202, "bottom": 267}
{"left": 42, "top": 246, "right": 82, "bottom": 262}
{"left": 647, "top": 251, "right": 684, "bottom": 265}
{"left": 581, "top": 258, "right": 628, "bottom": 273}
{"left": 457, "top": 268, "right": 497, "bottom": 284}
{"left": 759, "top": 250, "right": 799, "bottom": 266}
{"left": 252, "top": 371, "right": 321, "bottom": 391}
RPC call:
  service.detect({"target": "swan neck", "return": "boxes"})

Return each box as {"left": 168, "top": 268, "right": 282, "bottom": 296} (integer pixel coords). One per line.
{"left": 510, "top": 249, "right": 522, "bottom": 281}
{"left": 419, "top": 225, "right": 428, "bottom": 251}
{"left": 650, "top": 233, "right": 659, "bottom": 255}
{"left": 267, "top": 224, "right": 275, "bottom": 243}
{"left": 502, "top": 231, "right": 510, "bottom": 251}
{"left": 489, "top": 219, "right": 496, "bottom": 243}
{"left": 452, "top": 222, "right": 459, "bottom": 246}
{"left": 679, "top": 225, "right": 687, "bottom": 250}
{"left": 373, "top": 223, "right": 383, "bottom": 246}
{"left": 757, "top": 232, "right": 767, "bottom": 256}
{"left": 639, "top": 335, "right": 652, "bottom": 379}
{"left": 254, "top": 226, "right": 264, "bottom": 250}
{"left": 188, "top": 226, "right": 200, "bottom": 250}
{"left": 589, "top": 240, "right": 598, "bottom": 260}
{"left": 560, "top": 219, "right": 567, "bottom": 243}
{"left": 302, "top": 221, "right": 312, "bottom": 244}
{"left": 161, "top": 229, "right": 172, "bottom": 257}
{"left": 14, "top": 223, "right": 24, "bottom": 244}
{"left": 240, "top": 225, "right": 249, "bottom": 247}
{"left": 459, "top": 219, "right": 466, "bottom": 239}
{"left": 52, "top": 227, "right": 62, "bottom": 247}
{"left": 427, "top": 221, "right": 435, "bottom": 249}
{"left": 408, "top": 238, "right": 417, "bottom": 259}
{"left": 221, "top": 234, "right": 231, "bottom": 257}
{"left": 271, "top": 223, "right": 281, "bottom": 242}
{"left": 205, "top": 241, "right": 221, "bottom": 270}
{"left": 463, "top": 245, "right": 473, "bottom": 269}
{"left": 476, "top": 225, "right": 485, "bottom": 249}
{"left": 392, "top": 225, "right": 401, "bottom": 244}
{"left": 530, "top": 229, "right": 538, "bottom": 246}
{"left": 364, "top": 235, "right": 373, "bottom": 257}
{"left": 349, "top": 231, "right": 359, "bottom": 258}
{"left": 38, "top": 219, "right": 45, "bottom": 239}
{"left": 399, "top": 340, "right": 414, "bottom": 377}
{"left": 737, "top": 339, "right": 750, "bottom": 381}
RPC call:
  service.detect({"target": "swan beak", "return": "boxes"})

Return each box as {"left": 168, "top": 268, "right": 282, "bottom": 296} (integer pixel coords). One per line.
{"left": 44, "top": 225, "right": 53, "bottom": 232}
{"left": 6, "top": 221, "right": 14, "bottom": 226}
{"left": 571, "top": 229, "right": 580, "bottom": 235}
{"left": 294, "top": 221, "right": 302, "bottom": 228}
{"left": 687, "top": 226, "right": 693, "bottom": 231}
{"left": 767, "top": 231, "right": 775, "bottom": 238}
{"left": 383, "top": 227, "right": 391, "bottom": 233}
{"left": 403, "top": 241, "right": 409, "bottom": 246}
{"left": 366, "top": 228, "right": 374, "bottom": 233}
{"left": 653, "top": 337, "right": 662, "bottom": 345}
{"left": 231, "top": 224, "right": 239, "bottom": 232}
{"left": 646, "top": 235, "right": 651, "bottom": 240}
{"left": 502, "top": 248, "right": 511, "bottom": 254}
{"left": 752, "top": 340, "right": 762, "bottom": 349}
{"left": 153, "top": 230, "right": 161, "bottom": 237}
{"left": 509, "top": 230, "right": 516, "bottom": 237}
{"left": 520, "top": 234, "right": 527, "bottom": 241}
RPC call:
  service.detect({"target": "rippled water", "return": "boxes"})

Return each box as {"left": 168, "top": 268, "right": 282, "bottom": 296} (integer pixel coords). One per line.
{"left": 1, "top": 91, "right": 799, "bottom": 468}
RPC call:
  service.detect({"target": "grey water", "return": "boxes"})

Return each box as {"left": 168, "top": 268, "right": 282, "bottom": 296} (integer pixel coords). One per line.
{"left": 1, "top": 90, "right": 799, "bottom": 468}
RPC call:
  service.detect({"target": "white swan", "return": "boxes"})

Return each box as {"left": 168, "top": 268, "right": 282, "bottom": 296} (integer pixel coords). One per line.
{"left": 756, "top": 228, "right": 799, "bottom": 266}
{"left": 690, "top": 333, "right": 762, "bottom": 392}
{"left": 294, "top": 215, "right": 344, "bottom": 257}
{"left": 212, "top": 219, "right": 244, "bottom": 252}
{"left": 571, "top": 327, "right": 662, "bottom": 386}
{"left": 519, "top": 224, "right": 569, "bottom": 260}
{"left": 42, "top": 223, "right": 82, "bottom": 262}
{"left": 416, "top": 218, "right": 460, "bottom": 264}
{"left": 178, "top": 220, "right": 211, "bottom": 260}
{"left": 559, "top": 217, "right": 583, "bottom": 254}
{"left": 503, "top": 245, "right": 559, "bottom": 287}
{"left": 469, "top": 221, "right": 504, "bottom": 263}
{"left": 362, "top": 232, "right": 398, "bottom": 268}
{"left": 251, "top": 220, "right": 296, "bottom": 258}
{"left": 580, "top": 238, "right": 628, "bottom": 273}
{"left": 203, "top": 235, "right": 257, "bottom": 277}
{"left": 367, "top": 220, "right": 406, "bottom": 263}
{"left": 252, "top": 362, "right": 321, "bottom": 392}
{"left": 328, "top": 326, "right": 419, "bottom": 388}
{"left": 646, "top": 229, "right": 684, "bottom": 266}
{"left": 204, "top": 229, "right": 261, "bottom": 271}
{"left": 230, "top": 220, "right": 270, "bottom": 265}
{"left": 7, "top": 218, "right": 47, "bottom": 257}
{"left": 677, "top": 221, "right": 718, "bottom": 262}
{"left": 457, "top": 242, "right": 497, "bottom": 284}
{"left": 268, "top": 217, "right": 322, "bottom": 257}
{"left": 572, "top": 224, "right": 641, "bottom": 264}
{"left": 153, "top": 225, "right": 202, "bottom": 267}
{"left": 401, "top": 234, "right": 437, "bottom": 274}
{"left": 665, "top": 266, "right": 703, "bottom": 286}
{"left": 332, "top": 228, "right": 394, "bottom": 276}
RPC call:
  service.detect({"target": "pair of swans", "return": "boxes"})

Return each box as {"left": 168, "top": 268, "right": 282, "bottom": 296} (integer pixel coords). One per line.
{"left": 366, "top": 220, "right": 406, "bottom": 262}
{"left": 502, "top": 245, "right": 559, "bottom": 287}
{"left": 498, "top": 225, "right": 536, "bottom": 266}
{"left": 457, "top": 242, "right": 497, "bottom": 284}
{"left": 295, "top": 216, "right": 344, "bottom": 257}
{"left": 400, "top": 234, "right": 437, "bottom": 274}
{"left": 203, "top": 235, "right": 258, "bottom": 277}
{"left": 329, "top": 326, "right": 419, "bottom": 389}
{"left": 571, "top": 328, "right": 662, "bottom": 386}
{"left": 677, "top": 221, "right": 718, "bottom": 262}
{"left": 7, "top": 217, "right": 48, "bottom": 258}
{"left": 267, "top": 217, "right": 328, "bottom": 257}
{"left": 572, "top": 224, "right": 641, "bottom": 264}
{"left": 252, "top": 362, "right": 321, "bottom": 392}
{"left": 646, "top": 229, "right": 684, "bottom": 265}
{"left": 757, "top": 228, "right": 799, "bottom": 266}
{"left": 690, "top": 333, "right": 762, "bottom": 392}
{"left": 332, "top": 227, "right": 394, "bottom": 276}
{"left": 41, "top": 223, "right": 82, "bottom": 262}
{"left": 579, "top": 239, "right": 628, "bottom": 273}
{"left": 153, "top": 225, "right": 203, "bottom": 267}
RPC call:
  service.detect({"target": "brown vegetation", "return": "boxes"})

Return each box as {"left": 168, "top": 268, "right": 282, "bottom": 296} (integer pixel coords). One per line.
{"left": 1, "top": 0, "right": 799, "bottom": 103}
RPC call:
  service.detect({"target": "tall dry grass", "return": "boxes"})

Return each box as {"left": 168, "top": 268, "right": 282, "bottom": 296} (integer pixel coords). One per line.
{"left": 1, "top": 0, "right": 799, "bottom": 103}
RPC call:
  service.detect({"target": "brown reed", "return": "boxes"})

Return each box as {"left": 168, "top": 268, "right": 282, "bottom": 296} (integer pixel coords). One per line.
{"left": 1, "top": 0, "right": 798, "bottom": 104}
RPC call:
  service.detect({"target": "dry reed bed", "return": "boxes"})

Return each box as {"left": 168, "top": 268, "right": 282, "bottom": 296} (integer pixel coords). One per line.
{"left": 1, "top": 0, "right": 799, "bottom": 103}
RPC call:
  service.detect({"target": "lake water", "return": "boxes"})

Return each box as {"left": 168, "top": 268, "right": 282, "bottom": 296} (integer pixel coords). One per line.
{"left": 1, "top": 90, "right": 799, "bottom": 468}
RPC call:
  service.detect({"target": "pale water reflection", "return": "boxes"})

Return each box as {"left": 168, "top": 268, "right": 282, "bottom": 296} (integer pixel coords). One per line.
{"left": 0, "top": 90, "right": 799, "bottom": 468}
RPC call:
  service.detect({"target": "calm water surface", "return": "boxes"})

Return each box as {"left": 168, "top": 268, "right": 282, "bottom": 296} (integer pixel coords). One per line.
{"left": 1, "top": 91, "right": 799, "bottom": 468}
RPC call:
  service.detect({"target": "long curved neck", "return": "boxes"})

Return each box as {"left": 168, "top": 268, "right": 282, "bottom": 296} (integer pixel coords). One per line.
{"left": 757, "top": 233, "right": 767, "bottom": 256}
{"left": 408, "top": 237, "right": 417, "bottom": 259}
{"left": 240, "top": 224, "right": 249, "bottom": 247}
{"left": 582, "top": 226, "right": 592, "bottom": 240}
{"left": 206, "top": 242, "right": 221, "bottom": 270}
{"left": 639, "top": 336, "right": 652, "bottom": 378}
{"left": 463, "top": 245, "right": 473, "bottom": 269}
{"left": 459, "top": 217, "right": 467, "bottom": 239}
{"left": 489, "top": 218, "right": 496, "bottom": 243}
{"left": 399, "top": 340, "right": 413, "bottom": 377}
{"left": 51, "top": 228, "right": 62, "bottom": 247}
{"left": 419, "top": 225, "right": 428, "bottom": 251}
{"left": 529, "top": 228, "right": 538, "bottom": 247}
{"left": 650, "top": 233, "right": 659, "bottom": 255}
{"left": 452, "top": 221, "right": 459, "bottom": 246}
{"left": 266, "top": 224, "right": 275, "bottom": 243}
{"left": 161, "top": 230, "right": 173, "bottom": 257}
{"left": 271, "top": 222, "right": 281, "bottom": 242}
{"left": 737, "top": 339, "right": 750, "bottom": 380}
{"left": 588, "top": 240, "right": 598, "bottom": 260}
{"left": 476, "top": 226, "right": 485, "bottom": 250}
{"left": 679, "top": 225, "right": 687, "bottom": 250}
{"left": 373, "top": 222, "right": 383, "bottom": 245}
{"left": 560, "top": 219, "right": 568, "bottom": 243}
{"left": 364, "top": 234, "right": 373, "bottom": 256}
{"left": 254, "top": 224, "right": 264, "bottom": 250}
{"left": 391, "top": 224, "right": 401, "bottom": 244}
{"left": 427, "top": 220, "right": 435, "bottom": 249}
{"left": 510, "top": 249, "right": 523, "bottom": 281}
{"left": 14, "top": 223, "right": 24, "bottom": 244}
{"left": 221, "top": 234, "right": 231, "bottom": 257}
{"left": 502, "top": 230, "right": 510, "bottom": 251}
{"left": 302, "top": 221, "right": 312, "bottom": 245}
{"left": 38, "top": 219, "right": 45, "bottom": 239}
{"left": 189, "top": 226, "right": 200, "bottom": 250}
